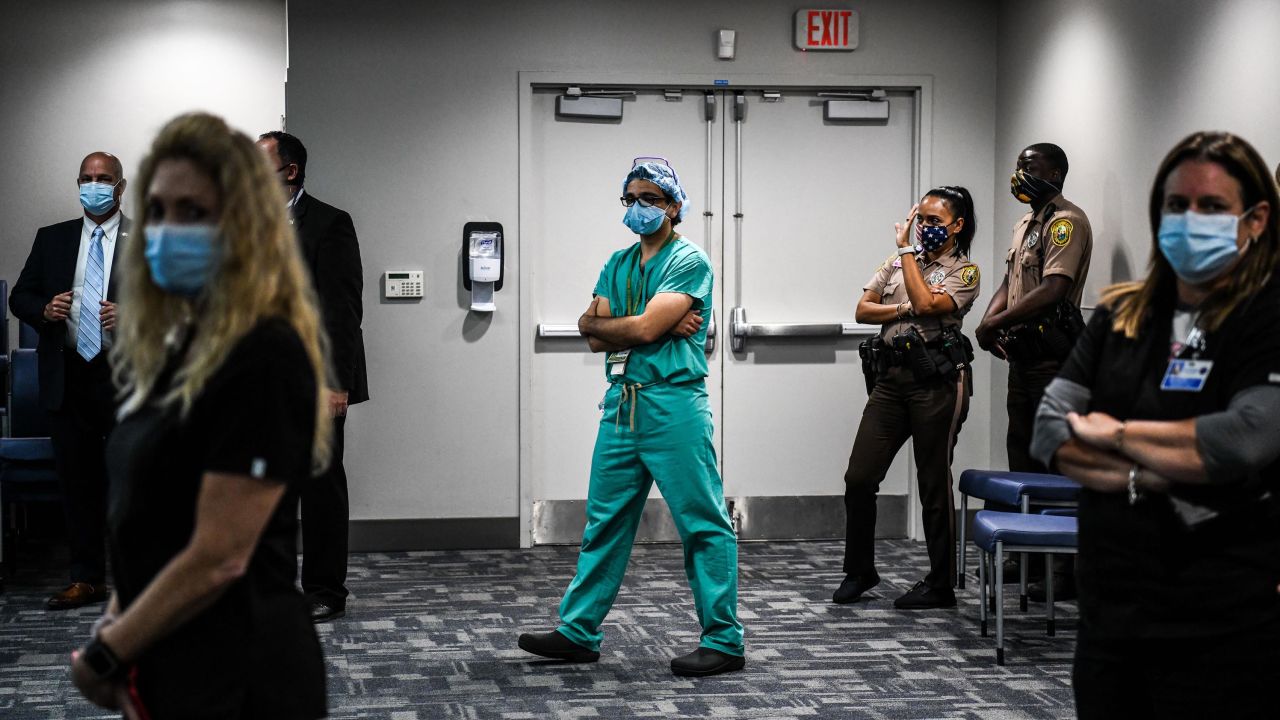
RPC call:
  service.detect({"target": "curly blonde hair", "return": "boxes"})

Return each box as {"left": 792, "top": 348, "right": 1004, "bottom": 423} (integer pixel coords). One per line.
{"left": 111, "top": 112, "right": 332, "bottom": 472}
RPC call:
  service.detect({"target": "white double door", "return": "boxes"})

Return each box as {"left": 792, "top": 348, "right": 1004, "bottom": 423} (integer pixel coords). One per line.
{"left": 522, "top": 81, "right": 924, "bottom": 545}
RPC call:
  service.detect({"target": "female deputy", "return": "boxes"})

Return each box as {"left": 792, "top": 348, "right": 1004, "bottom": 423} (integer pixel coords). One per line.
{"left": 70, "top": 113, "right": 330, "bottom": 718}
{"left": 1031, "top": 131, "right": 1280, "bottom": 717}
{"left": 835, "top": 187, "right": 981, "bottom": 609}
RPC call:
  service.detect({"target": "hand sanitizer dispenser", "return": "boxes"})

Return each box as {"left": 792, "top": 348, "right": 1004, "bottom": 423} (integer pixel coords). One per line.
{"left": 463, "top": 222, "right": 503, "bottom": 312}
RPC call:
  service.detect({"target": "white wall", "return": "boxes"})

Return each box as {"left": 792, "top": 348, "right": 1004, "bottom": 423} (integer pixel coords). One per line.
{"left": 16, "top": 0, "right": 1271, "bottom": 536}
{"left": 1, "top": 0, "right": 286, "bottom": 312}
{"left": 990, "top": 0, "right": 1280, "bottom": 467}
{"left": 287, "top": 0, "right": 1000, "bottom": 525}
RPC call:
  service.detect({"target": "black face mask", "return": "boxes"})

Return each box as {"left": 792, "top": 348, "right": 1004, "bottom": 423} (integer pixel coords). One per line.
{"left": 1009, "top": 169, "right": 1060, "bottom": 205}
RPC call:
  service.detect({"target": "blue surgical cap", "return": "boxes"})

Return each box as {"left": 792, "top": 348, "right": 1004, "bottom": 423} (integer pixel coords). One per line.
{"left": 623, "top": 160, "right": 690, "bottom": 221}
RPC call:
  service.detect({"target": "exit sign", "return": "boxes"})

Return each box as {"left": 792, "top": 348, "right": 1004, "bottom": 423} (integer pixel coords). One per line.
{"left": 795, "top": 9, "right": 858, "bottom": 51}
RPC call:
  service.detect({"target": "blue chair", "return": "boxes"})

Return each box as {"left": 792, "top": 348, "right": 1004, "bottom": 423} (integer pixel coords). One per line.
{"left": 0, "top": 348, "right": 60, "bottom": 576}
{"left": 972, "top": 510, "right": 1078, "bottom": 665}
{"left": 957, "top": 470, "right": 1080, "bottom": 608}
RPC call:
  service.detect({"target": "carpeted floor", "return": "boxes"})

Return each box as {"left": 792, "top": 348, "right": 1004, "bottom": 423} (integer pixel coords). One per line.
{"left": 0, "top": 540, "right": 1076, "bottom": 719}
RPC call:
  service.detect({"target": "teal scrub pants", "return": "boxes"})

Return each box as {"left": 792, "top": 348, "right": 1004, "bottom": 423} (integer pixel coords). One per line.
{"left": 557, "top": 381, "right": 744, "bottom": 656}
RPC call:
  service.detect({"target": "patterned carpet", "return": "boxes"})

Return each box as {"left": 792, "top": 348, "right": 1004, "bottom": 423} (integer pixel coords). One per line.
{"left": 0, "top": 540, "right": 1076, "bottom": 719}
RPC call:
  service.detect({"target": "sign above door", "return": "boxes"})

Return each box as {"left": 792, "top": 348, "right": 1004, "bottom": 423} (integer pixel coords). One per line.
{"left": 794, "top": 9, "right": 858, "bottom": 51}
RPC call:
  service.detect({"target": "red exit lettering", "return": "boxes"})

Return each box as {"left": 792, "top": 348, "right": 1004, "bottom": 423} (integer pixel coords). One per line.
{"left": 805, "top": 9, "right": 854, "bottom": 48}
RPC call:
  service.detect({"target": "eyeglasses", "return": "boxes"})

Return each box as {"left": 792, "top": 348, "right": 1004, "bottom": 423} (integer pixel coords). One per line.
{"left": 631, "top": 155, "right": 683, "bottom": 185}
{"left": 620, "top": 192, "right": 669, "bottom": 208}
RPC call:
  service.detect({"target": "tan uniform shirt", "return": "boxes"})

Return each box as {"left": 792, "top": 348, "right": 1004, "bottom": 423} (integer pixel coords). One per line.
{"left": 864, "top": 249, "right": 982, "bottom": 341}
{"left": 1006, "top": 193, "right": 1093, "bottom": 308}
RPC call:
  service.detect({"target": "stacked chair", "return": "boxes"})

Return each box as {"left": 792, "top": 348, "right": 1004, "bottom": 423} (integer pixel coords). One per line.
{"left": 0, "top": 321, "right": 61, "bottom": 576}
{"left": 958, "top": 469, "right": 1081, "bottom": 665}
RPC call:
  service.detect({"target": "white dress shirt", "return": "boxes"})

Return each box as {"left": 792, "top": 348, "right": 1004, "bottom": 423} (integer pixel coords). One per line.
{"left": 67, "top": 211, "right": 121, "bottom": 349}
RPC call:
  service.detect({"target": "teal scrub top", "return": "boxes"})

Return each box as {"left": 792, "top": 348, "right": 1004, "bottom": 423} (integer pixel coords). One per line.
{"left": 593, "top": 237, "right": 713, "bottom": 385}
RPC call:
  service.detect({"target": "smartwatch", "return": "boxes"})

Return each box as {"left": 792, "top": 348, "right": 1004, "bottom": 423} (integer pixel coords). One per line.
{"left": 897, "top": 245, "right": 922, "bottom": 256}
{"left": 82, "top": 637, "right": 126, "bottom": 681}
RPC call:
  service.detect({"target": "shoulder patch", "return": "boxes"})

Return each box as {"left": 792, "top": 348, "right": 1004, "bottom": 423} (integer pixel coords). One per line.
{"left": 1050, "top": 218, "right": 1073, "bottom": 247}
{"left": 961, "top": 265, "right": 979, "bottom": 287}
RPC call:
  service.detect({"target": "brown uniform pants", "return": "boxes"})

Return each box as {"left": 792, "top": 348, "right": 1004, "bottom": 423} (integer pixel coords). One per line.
{"left": 843, "top": 366, "right": 970, "bottom": 589}
{"left": 1006, "top": 360, "right": 1060, "bottom": 474}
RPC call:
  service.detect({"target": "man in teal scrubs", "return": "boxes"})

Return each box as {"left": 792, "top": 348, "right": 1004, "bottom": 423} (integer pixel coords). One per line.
{"left": 519, "top": 158, "right": 745, "bottom": 677}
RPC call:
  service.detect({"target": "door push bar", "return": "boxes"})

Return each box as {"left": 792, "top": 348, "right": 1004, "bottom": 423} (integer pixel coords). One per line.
{"left": 537, "top": 313, "right": 718, "bottom": 354}
{"left": 728, "top": 306, "right": 878, "bottom": 353}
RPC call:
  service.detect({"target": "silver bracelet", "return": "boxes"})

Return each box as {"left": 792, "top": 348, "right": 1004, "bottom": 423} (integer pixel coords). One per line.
{"left": 1127, "top": 464, "right": 1142, "bottom": 506}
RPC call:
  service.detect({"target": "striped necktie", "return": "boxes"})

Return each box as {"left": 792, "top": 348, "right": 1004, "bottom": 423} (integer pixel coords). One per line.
{"left": 77, "top": 226, "right": 105, "bottom": 361}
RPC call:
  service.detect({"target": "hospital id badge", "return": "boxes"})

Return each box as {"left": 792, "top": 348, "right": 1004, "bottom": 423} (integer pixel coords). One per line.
{"left": 1161, "top": 359, "right": 1213, "bottom": 392}
{"left": 607, "top": 349, "right": 631, "bottom": 376}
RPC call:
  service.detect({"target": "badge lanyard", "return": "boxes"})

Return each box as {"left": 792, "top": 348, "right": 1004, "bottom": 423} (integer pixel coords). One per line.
{"left": 611, "top": 230, "right": 675, "bottom": 379}
{"left": 624, "top": 229, "right": 676, "bottom": 317}
{"left": 1162, "top": 312, "right": 1212, "bottom": 392}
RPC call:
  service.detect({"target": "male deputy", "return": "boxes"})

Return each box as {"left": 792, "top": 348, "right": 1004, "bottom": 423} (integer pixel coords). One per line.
{"left": 974, "top": 143, "right": 1092, "bottom": 598}
{"left": 518, "top": 159, "right": 744, "bottom": 677}
{"left": 10, "top": 152, "right": 127, "bottom": 609}
{"left": 257, "top": 131, "right": 369, "bottom": 623}
{"left": 975, "top": 143, "right": 1092, "bottom": 474}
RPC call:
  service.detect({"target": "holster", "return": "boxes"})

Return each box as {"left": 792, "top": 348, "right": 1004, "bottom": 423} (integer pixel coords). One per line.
{"left": 1004, "top": 301, "right": 1084, "bottom": 363}
{"left": 858, "top": 338, "right": 879, "bottom": 394}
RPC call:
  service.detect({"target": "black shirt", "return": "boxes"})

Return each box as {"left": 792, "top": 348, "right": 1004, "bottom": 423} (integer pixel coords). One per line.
{"left": 1058, "top": 279, "right": 1280, "bottom": 639}
{"left": 106, "top": 318, "right": 326, "bottom": 719}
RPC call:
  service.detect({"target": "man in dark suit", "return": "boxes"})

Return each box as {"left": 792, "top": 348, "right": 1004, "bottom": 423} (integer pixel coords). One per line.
{"left": 10, "top": 152, "right": 127, "bottom": 609}
{"left": 257, "top": 131, "right": 369, "bottom": 623}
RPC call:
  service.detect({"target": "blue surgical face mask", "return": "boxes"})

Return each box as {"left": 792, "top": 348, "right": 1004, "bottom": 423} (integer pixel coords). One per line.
{"left": 1157, "top": 208, "right": 1254, "bottom": 285}
{"left": 80, "top": 181, "right": 118, "bottom": 216}
{"left": 144, "top": 224, "right": 221, "bottom": 297}
{"left": 622, "top": 203, "right": 667, "bottom": 236}
{"left": 916, "top": 222, "right": 951, "bottom": 252}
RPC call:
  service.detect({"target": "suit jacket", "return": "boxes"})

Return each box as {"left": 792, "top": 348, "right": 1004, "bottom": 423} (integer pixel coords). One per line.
{"left": 291, "top": 192, "right": 369, "bottom": 404}
{"left": 9, "top": 215, "right": 128, "bottom": 411}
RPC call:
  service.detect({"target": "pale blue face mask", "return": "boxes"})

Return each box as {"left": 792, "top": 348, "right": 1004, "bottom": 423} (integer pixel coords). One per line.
{"left": 79, "top": 181, "right": 118, "bottom": 216}
{"left": 144, "top": 224, "right": 221, "bottom": 297}
{"left": 1157, "top": 207, "right": 1255, "bottom": 285}
{"left": 622, "top": 203, "right": 667, "bottom": 236}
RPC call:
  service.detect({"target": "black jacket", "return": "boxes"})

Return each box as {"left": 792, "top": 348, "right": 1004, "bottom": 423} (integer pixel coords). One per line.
{"left": 291, "top": 191, "right": 369, "bottom": 404}
{"left": 10, "top": 215, "right": 128, "bottom": 411}
{"left": 1060, "top": 278, "right": 1280, "bottom": 639}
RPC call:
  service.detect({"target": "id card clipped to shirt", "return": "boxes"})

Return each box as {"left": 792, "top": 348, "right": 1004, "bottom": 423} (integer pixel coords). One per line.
{"left": 607, "top": 349, "right": 631, "bottom": 377}
{"left": 1161, "top": 358, "right": 1213, "bottom": 392}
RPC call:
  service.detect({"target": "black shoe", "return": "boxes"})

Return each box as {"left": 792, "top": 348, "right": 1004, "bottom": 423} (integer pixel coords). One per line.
{"left": 832, "top": 571, "right": 881, "bottom": 604}
{"left": 670, "top": 647, "right": 745, "bottom": 677}
{"left": 518, "top": 630, "right": 600, "bottom": 663}
{"left": 893, "top": 581, "right": 957, "bottom": 610}
{"left": 1002, "top": 557, "right": 1046, "bottom": 583}
{"left": 1028, "top": 574, "right": 1076, "bottom": 602}
{"left": 310, "top": 602, "right": 346, "bottom": 623}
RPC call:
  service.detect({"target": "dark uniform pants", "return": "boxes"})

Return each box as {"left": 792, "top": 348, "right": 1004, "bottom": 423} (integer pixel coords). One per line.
{"left": 1006, "top": 360, "right": 1060, "bottom": 473}
{"left": 301, "top": 415, "right": 349, "bottom": 606}
{"left": 48, "top": 352, "right": 115, "bottom": 584}
{"left": 843, "top": 366, "right": 970, "bottom": 589}
{"left": 1073, "top": 618, "right": 1280, "bottom": 719}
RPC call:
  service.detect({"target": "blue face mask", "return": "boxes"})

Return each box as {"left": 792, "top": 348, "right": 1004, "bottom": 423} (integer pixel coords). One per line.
{"left": 80, "top": 182, "right": 118, "bottom": 216}
{"left": 1157, "top": 208, "right": 1253, "bottom": 285}
{"left": 622, "top": 203, "right": 667, "bottom": 236}
{"left": 916, "top": 223, "right": 951, "bottom": 252}
{"left": 144, "top": 224, "right": 221, "bottom": 297}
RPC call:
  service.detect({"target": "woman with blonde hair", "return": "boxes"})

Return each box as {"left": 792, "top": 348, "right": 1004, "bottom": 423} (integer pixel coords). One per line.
{"left": 70, "top": 112, "right": 331, "bottom": 719}
{"left": 1032, "top": 131, "right": 1280, "bottom": 717}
